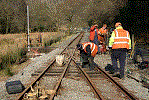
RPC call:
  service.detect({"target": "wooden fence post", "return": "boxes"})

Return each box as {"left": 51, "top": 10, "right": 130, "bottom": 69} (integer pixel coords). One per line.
{"left": 132, "top": 34, "right": 134, "bottom": 48}
{"left": 42, "top": 33, "right": 44, "bottom": 48}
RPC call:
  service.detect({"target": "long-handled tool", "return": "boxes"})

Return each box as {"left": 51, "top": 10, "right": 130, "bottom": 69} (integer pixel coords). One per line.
{"left": 130, "top": 41, "right": 136, "bottom": 59}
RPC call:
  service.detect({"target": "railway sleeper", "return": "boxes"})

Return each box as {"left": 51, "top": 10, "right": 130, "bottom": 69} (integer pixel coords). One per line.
{"left": 35, "top": 70, "right": 101, "bottom": 74}
{"left": 31, "top": 73, "right": 102, "bottom": 77}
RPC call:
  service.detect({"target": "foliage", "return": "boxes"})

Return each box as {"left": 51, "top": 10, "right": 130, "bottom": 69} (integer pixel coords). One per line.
{"left": 4, "top": 67, "right": 14, "bottom": 76}
{"left": 0, "top": 17, "right": 6, "bottom": 34}
{"left": 44, "top": 36, "right": 62, "bottom": 47}
{"left": 0, "top": 0, "right": 27, "bottom": 34}
{"left": 114, "top": 1, "right": 148, "bottom": 43}
{"left": 0, "top": 47, "right": 27, "bottom": 70}
{"left": 0, "top": 0, "right": 129, "bottom": 34}
{"left": 0, "top": 38, "right": 15, "bottom": 45}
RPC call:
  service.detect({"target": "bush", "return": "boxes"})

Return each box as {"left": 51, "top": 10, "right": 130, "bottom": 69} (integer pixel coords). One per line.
{"left": 4, "top": 67, "right": 14, "bottom": 76}
{"left": 44, "top": 36, "right": 63, "bottom": 47}
{"left": 0, "top": 38, "right": 14, "bottom": 45}
{"left": 0, "top": 47, "right": 27, "bottom": 70}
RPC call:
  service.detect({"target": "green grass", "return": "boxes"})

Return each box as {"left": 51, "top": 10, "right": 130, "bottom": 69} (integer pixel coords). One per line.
{"left": 4, "top": 67, "right": 14, "bottom": 76}
{"left": 0, "top": 47, "right": 27, "bottom": 70}
{"left": 0, "top": 31, "right": 75, "bottom": 76}
{"left": 44, "top": 36, "right": 63, "bottom": 47}
{"left": 0, "top": 38, "right": 15, "bottom": 45}
{"left": 44, "top": 31, "right": 75, "bottom": 47}
{"left": 0, "top": 47, "right": 27, "bottom": 76}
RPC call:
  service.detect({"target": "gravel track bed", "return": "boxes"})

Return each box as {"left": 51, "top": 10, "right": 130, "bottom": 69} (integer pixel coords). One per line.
{"left": 54, "top": 32, "right": 99, "bottom": 100}
{"left": 80, "top": 32, "right": 90, "bottom": 43}
{"left": 0, "top": 33, "right": 80, "bottom": 100}
{"left": 1, "top": 32, "right": 148, "bottom": 100}
{"left": 81, "top": 32, "right": 149, "bottom": 99}
{"left": 92, "top": 79, "right": 125, "bottom": 100}
{"left": 120, "top": 77, "right": 149, "bottom": 100}
{"left": 95, "top": 54, "right": 149, "bottom": 100}
{"left": 39, "top": 76, "right": 59, "bottom": 90}
{"left": 54, "top": 78, "right": 98, "bottom": 100}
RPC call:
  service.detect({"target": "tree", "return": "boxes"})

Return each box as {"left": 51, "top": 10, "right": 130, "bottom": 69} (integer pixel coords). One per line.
{"left": 115, "top": 1, "right": 148, "bottom": 43}
{"left": 27, "top": 0, "right": 56, "bottom": 32}
{"left": 44, "top": 0, "right": 90, "bottom": 34}
{"left": 0, "top": 0, "right": 27, "bottom": 34}
{"left": 0, "top": 0, "right": 14, "bottom": 34}
{"left": 86, "top": 0, "right": 128, "bottom": 27}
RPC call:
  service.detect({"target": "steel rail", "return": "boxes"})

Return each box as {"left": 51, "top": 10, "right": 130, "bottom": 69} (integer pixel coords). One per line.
{"left": 95, "top": 65, "right": 139, "bottom": 100}
{"left": 127, "top": 74, "right": 149, "bottom": 89}
{"left": 17, "top": 32, "right": 83, "bottom": 100}
{"left": 72, "top": 58, "right": 105, "bottom": 100}
{"left": 127, "top": 74, "right": 140, "bottom": 82}
{"left": 49, "top": 32, "right": 84, "bottom": 100}
{"left": 49, "top": 47, "right": 77, "bottom": 100}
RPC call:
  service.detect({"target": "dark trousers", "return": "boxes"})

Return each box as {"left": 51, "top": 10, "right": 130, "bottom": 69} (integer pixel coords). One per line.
{"left": 111, "top": 49, "right": 127, "bottom": 78}
{"left": 80, "top": 53, "right": 94, "bottom": 70}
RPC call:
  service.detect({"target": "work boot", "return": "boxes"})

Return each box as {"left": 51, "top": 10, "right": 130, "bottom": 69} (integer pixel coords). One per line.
{"left": 82, "top": 64, "right": 85, "bottom": 68}
{"left": 120, "top": 76, "right": 125, "bottom": 80}
{"left": 112, "top": 72, "right": 120, "bottom": 78}
{"left": 133, "top": 60, "right": 140, "bottom": 64}
{"left": 108, "top": 71, "right": 115, "bottom": 74}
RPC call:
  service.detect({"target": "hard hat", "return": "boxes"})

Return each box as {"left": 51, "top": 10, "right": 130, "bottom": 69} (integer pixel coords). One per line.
{"left": 115, "top": 22, "right": 122, "bottom": 27}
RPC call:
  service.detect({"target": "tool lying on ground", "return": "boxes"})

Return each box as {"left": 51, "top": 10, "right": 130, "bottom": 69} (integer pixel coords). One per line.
{"left": 130, "top": 41, "right": 136, "bottom": 59}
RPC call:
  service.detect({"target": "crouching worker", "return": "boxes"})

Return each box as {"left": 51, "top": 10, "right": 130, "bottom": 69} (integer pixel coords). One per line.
{"left": 76, "top": 42, "right": 98, "bottom": 70}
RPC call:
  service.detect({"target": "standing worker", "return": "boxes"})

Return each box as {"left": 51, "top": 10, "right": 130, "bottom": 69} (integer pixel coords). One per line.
{"left": 98, "top": 24, "right": 108, "bottom": 54}
{"left": 76, "top": 42, "right": 98, "bottom": 70}
{"left": 109, "top": 22, "right": 131, "bottom": 79}
{"left": 89, "top": 22, "right": 100, "bottom": 53}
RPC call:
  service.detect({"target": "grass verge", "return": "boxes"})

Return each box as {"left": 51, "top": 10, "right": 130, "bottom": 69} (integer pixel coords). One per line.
{"left": 0, "top": 31, "right": 76, "bottom": 77}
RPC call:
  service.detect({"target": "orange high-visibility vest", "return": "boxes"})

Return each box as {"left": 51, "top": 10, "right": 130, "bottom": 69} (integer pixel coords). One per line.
{"left": 112, "top": 29, "right": 129, "bottom": 49}
{"left": 82, "top": 42, "right": 98, "bottom": 57}
{"left": 89, "top": 26, "right": 100, "bottom": 41}
{"left": 98, "top": 28, "right": 107, "bottom": 35}
{"left": 98, "top": 28, "right": 107, "bottom": 42}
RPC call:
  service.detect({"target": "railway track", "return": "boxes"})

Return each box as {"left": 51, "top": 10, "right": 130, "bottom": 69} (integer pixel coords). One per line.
{"left": 17, "top": 32, "right": 84, "bottom": 100}
{"left": 17, "top": 31, "right": 139, "bottom": 100}
{"left": 127, "top": 74, "right": 149, "bottom": 89}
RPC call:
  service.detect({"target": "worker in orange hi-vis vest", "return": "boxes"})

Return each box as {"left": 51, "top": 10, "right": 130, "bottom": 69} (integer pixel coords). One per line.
{"left": 98, "top": 24, "right": 108, "bottom": 54}
{"left": 109, "top": 22, "right": 131, "bottom": 79}
{"left": 76, "top": 42, "right": 98, "bottom": 71}
{"left": 89, "top": 22, "right": 100, "bottom": 54}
